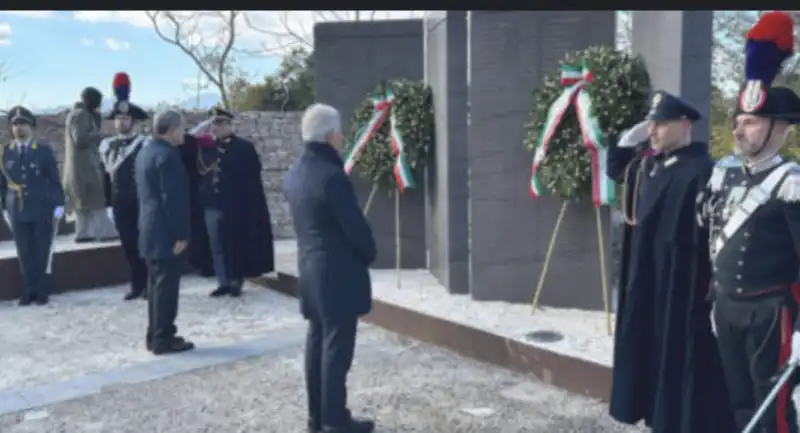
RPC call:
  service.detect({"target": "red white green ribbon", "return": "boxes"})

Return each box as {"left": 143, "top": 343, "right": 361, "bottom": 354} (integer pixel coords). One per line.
{"left": 529, "top": 61, "right": 616, "bottom": 207}
{"left": 344, "top": 90, "right": 415, "bottom": 192}
{"left": 343, "top": 94, "right": 390, "bottom": 174}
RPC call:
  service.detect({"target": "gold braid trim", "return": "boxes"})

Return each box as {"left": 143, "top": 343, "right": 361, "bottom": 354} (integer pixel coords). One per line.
{"left": 0, "top": 143, "right": 26, "bottom": 210}
{"left": 620, "top": 154, "right": 646, "bottom": 226}
{"left": 196, "top": 147, "right": 220, "bottom": 176}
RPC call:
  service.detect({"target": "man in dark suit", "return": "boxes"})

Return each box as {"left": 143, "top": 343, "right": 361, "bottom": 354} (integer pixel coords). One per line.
{"left": 135, "top": 109, "right": 194, "bottom": 355}
{"left": 284, "top": 103, "right": 377, "bottom": 433}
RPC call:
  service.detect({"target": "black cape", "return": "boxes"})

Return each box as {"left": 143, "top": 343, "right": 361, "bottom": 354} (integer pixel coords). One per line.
{"left": 179, "top": 134, "right": 274, "bottom": 278}
{"left": 607, "top": 142, "right": 735, "bottom": 433}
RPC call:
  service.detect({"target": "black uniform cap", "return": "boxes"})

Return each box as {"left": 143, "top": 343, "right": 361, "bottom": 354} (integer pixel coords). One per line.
{"left": 645, "top": 91, "right": 701, "bottom": 122}
{"left": 735, "top": 84, "right": 800, "bottom": 124}
{"left": 106, "top": 100, "right": 148, "bottom": 121}
{"left": 8, "top": 105, "right": 36, "bottom": 127}
{"left": 209, "top": 106, "right": 234, "bottom": 120}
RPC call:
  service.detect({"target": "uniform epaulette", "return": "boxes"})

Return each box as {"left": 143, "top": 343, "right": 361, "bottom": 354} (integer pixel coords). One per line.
{"left": 777, "top": 162, "right": 800, "bottom": 202}
{"left": 715, "top": 154, "right": 741, "bottom": 168}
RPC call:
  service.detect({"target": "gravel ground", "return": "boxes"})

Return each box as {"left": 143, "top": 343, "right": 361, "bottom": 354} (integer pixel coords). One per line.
{"left": 0, "top": 276, "right": 303, "bottom": 392}
{"left": 0, "top": 325, "right": 646, "bottom": 433}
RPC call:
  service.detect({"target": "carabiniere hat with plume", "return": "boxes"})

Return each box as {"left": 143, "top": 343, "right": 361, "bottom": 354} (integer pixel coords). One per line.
{"left": 735, "top": 11, "right": 800, "bottom": 124}
{"left": 106, "top": 72, "right": 148, "bottom": 121}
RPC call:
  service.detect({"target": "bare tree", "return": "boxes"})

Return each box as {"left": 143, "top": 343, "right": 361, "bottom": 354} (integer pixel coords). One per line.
{"left": 146, "top": 11, "right": 241, "bottom": 109}
{"left": 243, "top": 11, "right": 424, "bottom": 52}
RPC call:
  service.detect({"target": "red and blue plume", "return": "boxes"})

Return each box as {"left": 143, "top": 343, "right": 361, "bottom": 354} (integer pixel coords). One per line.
{"left": 112, "top": 72, "right": 130, "bottom": 102}
{"left": 745, "top": 11, "right": 795, "bottom": 87}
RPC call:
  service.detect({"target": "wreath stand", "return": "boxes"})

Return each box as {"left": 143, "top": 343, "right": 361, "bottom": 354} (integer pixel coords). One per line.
{"left": 361, "top": 184, "right": 402, "bottom": 288}
{"left": 530, "top": 202, "right": 612, "bottom": 336}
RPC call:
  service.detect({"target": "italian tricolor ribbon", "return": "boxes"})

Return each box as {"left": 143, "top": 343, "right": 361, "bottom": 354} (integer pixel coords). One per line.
{"left": 529, "top": 61, "right": 616, "bottom": 207}
{"left": 343, "top": 90, "right": 415, "bottom": 192}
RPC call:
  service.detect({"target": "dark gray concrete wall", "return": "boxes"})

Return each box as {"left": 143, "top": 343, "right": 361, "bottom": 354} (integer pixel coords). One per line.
{"left": 424, "top": 12, "right": 470, "bottom": 293}
{"left": 632, "top": 11, "right": 714, "bottom": 143}
{"left": 314, "top": 20, "right": 426, "bottom": 269}
{"left": 467, "top": 11, "right": 616, "bottom": 310}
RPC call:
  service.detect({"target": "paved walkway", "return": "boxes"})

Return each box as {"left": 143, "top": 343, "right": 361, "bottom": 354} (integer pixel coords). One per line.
{"left": 0, "top": 325, "right": 645, "bottom": 433}
{"left": 0, "top": 276, "right": 303, "bottom": 391}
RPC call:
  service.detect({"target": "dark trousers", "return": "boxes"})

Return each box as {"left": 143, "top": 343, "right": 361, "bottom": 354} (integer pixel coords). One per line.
{"left": 12, "top": 217, "right": 54, "bottom": 297}
{"left": 145, "top": 258, "right": 182, "bottom": 345}
{"left": 714, "top": 290, "right": 800, "bottom": 432}
{"left": 305, "top": 317, "right": 358, "bottom": 428}
{"left": 112, "top": 203, "right": 147, "bottom": 293}
{"left": 204, "top": 208, "right": 241, "bottom": 288}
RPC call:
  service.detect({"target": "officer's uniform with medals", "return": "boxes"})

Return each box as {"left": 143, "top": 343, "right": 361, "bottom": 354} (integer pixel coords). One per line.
{"left": 98, "top": 73, "right": 149, "bottom": 301}
{"left": 698, "top": 11, "right": 800, "bottom": 432}
{"left": 0, "top": 106, "right": 65, "bottom": 305}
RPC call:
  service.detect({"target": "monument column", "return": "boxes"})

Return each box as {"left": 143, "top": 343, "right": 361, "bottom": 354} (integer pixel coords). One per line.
{"left": 467, "top": 11, "right": 616, "bottom": 307}
{"left": 632, "top": 11, "right": 714, "bottom": 142}
{"left": 424, "top": 11, "right": 470, "bottom": 293}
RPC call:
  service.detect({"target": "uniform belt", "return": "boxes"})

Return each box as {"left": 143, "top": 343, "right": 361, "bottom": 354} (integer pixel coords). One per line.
{"left": 715, "top": 283, "right": 791, "bottom": 299}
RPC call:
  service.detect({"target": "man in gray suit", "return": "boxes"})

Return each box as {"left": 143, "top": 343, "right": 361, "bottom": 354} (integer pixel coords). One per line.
{"left": 135, "top": 109, "right": 193, "bottom": 355}
{"left": 284, "top": 103, "right": 376, "bottom": 433}
{"left": 0, "top": 106, "right": 65, "bottom": 305}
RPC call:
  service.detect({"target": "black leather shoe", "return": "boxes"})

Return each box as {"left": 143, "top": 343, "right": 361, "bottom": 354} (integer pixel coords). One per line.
{"left": 229, "top": 285, "right": 242, "bottom": 297}
{"left": 18, "top": 294, "right": 33, "bottom": 306}
{"left": 209, "top": 286, "right": 230, "bottom": 297}
{"left": 35, "top": 294, "right": 49, "bottom": 305}
{"left": 123, "top": 290, "right": 145, "bottom": 301}
{"left": 322, "top": 418, "right": 375, "bottom": 433}
{"left": 152, "top": 337, "right": 195, "bottom": 355}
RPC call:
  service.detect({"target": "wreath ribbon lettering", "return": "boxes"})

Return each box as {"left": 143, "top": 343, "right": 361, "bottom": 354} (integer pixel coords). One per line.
{"left": 529, "top": 61, "right": 616, "bottom": 207}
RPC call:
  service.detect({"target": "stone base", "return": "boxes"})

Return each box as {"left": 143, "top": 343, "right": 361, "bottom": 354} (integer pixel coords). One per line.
{"left": 0, "top": 239, "right": 128, "bottom": 300}
{"left": 252, "top": 272, "right": 613, "bottom": 401}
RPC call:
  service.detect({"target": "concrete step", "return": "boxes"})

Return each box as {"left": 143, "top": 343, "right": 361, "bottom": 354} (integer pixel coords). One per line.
{"left": 0, "top": 235, "right": 127, "bottom": 300}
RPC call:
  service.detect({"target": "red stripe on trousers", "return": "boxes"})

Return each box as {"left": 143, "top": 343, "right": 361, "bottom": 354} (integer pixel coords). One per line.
{"left": 778, "top": 306, "right": 791, "bottom": 433}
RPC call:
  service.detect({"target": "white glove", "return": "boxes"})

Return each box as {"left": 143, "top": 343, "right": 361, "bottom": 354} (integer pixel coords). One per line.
{"left": 2, "top": 211, "right": 10, "bottom": 228}
{"left": 791, "top": 331, "right": 800, "bottom": 364}
{"left": 710, "top": 303, "right": 717, "bottom": 336}
{"left": 54, "top": 206, "right": 64, "bottom": 218}
{"left": 189, "top": 119, "right": 214, "bottom": 135}
{"left": 617, "top": 121, "right": 650, "bottom": 148}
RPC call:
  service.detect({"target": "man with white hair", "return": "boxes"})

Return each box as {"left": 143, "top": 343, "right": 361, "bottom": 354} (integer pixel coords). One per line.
{"left": 284, "top": 103, "right": 376, "bottom": 433}
{"left": 135, "top": 109, "right": 194, "bottom": 355}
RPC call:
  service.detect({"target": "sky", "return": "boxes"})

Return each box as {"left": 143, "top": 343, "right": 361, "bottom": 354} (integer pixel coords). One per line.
{"left": 0, "top": 11, "right": 424, "bottom": 111}
{"left": 0, "top": 11, "right": 289, "bottom": 110}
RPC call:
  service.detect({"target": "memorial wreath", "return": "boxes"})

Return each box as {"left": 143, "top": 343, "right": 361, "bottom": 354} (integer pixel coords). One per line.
{"left": 522, "top": 46, "right": 652, "bottom": 335}
{"left": 345, "top": 79, "right": 434, "bottom": 195}
{"left": 523, "top": 45, "right": 651, "bottom": 205}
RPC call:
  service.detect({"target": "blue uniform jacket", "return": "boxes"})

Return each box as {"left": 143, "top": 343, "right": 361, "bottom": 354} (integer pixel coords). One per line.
{"left": 283, "top": 141, "right": 377, "bottom": 321}
{"left": 0, "top": 140, "right": 65, "bottom": 222}
{"left": 135, "top": 138, "right": 191, "bottom": 261}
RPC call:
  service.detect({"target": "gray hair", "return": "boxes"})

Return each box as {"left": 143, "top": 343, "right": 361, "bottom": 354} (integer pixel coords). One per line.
{"left": 301, "top": 103, "right": 341, "bottom": 142}
{"left": 153, "top": 110, "right": 184, "bottom": 136}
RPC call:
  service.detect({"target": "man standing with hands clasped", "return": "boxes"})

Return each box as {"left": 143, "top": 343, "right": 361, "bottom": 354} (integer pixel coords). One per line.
{"left": 0, "top": 106, "right": 65, "bottom": 306}
{"left": 135, "top": 109, "right": 194, "bottom": 355}
{"left": 284, "top": 103, "right": 377, "bottom": 433}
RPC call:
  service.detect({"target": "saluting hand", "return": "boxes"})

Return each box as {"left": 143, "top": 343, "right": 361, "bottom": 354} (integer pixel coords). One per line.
{"left": 173, "top": 240, "right": 188, "bottom": 255}
{"left": 617, "top": 121, "right": 650, "bottom": 149}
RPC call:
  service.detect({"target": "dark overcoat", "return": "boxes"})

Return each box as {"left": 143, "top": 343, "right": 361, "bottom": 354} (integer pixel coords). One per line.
{"left": 178, "top": 134, "right": 274, "bottom": 278}
{"left": 607, "top": 141, "right": 736, "bottom": 433}
{"left": 282, "top": 141, "right": 377, "bottom": 321}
